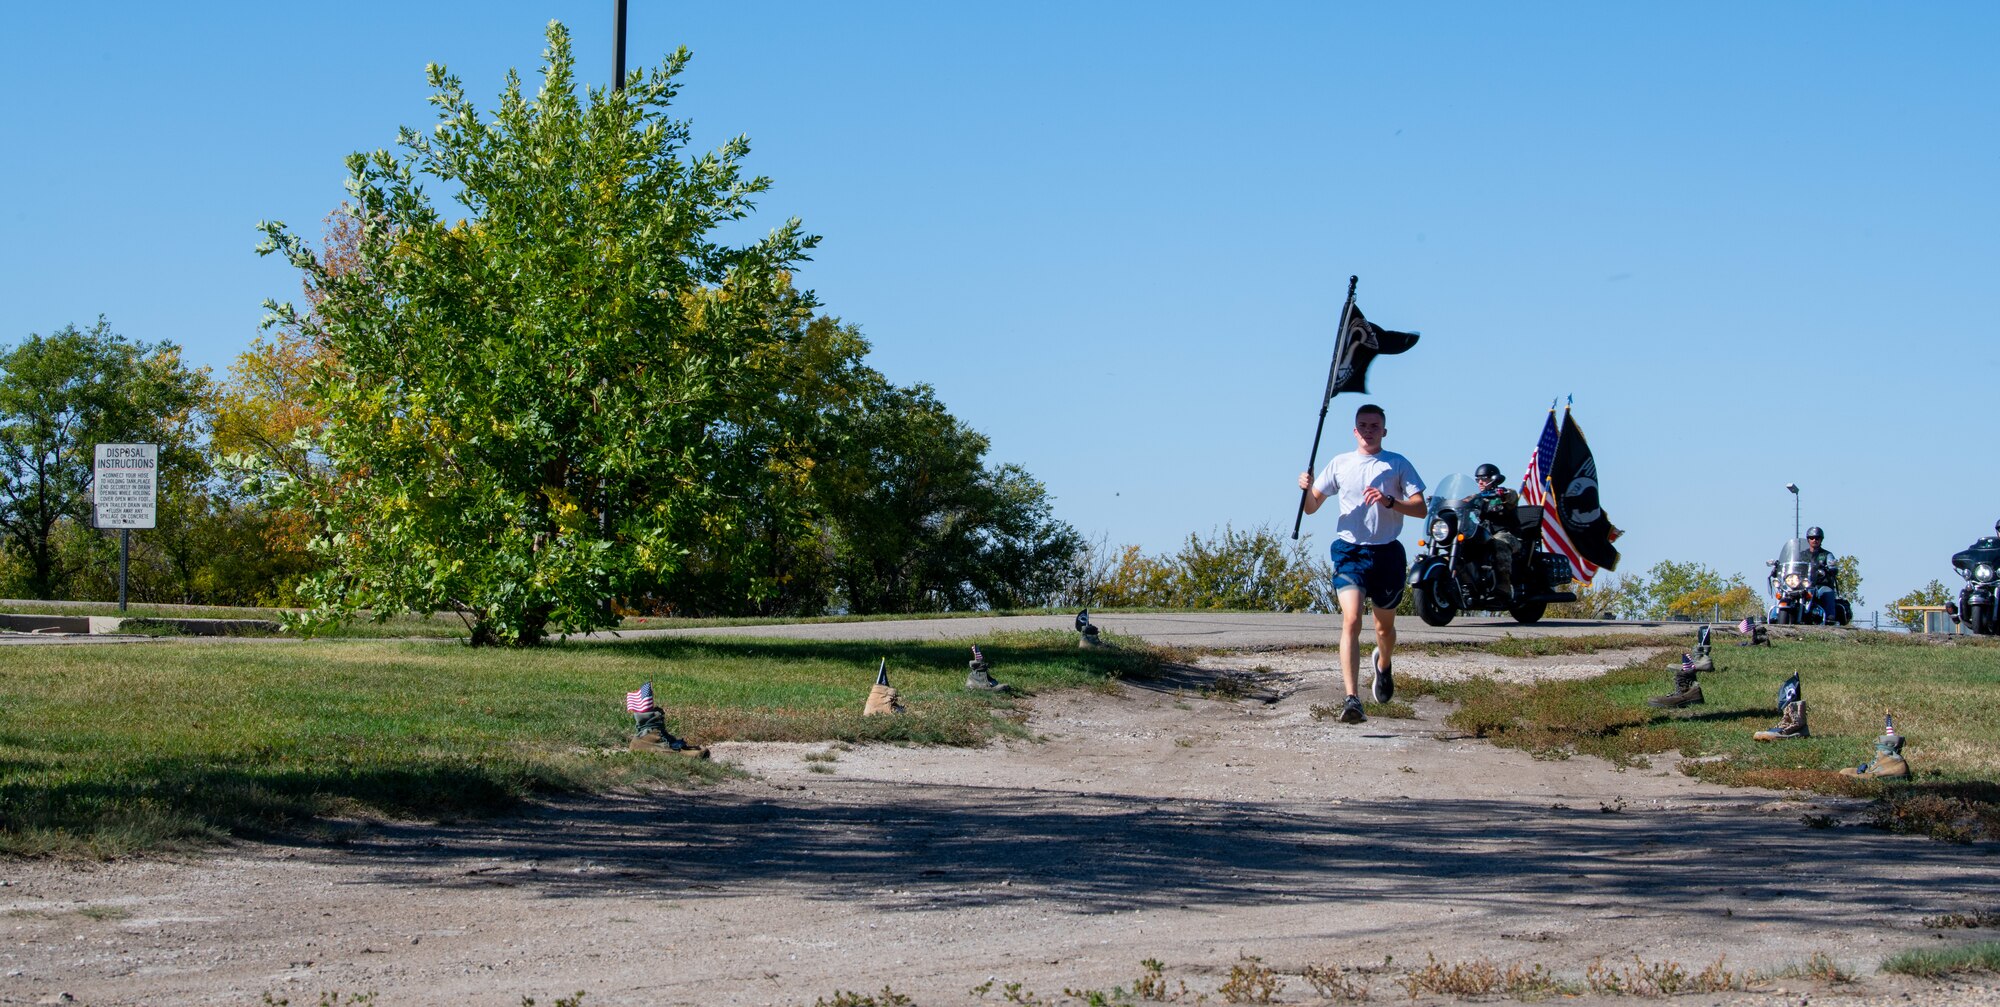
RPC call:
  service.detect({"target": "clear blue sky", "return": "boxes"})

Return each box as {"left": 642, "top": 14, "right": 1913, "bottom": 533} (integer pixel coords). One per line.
{"left": 4, "top": 2, "right": 1995, "bottom": 612}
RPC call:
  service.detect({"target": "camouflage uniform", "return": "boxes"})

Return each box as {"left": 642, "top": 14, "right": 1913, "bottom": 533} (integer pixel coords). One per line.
{"left": 1475, "top": 486, "right": 1523, "bottom": 596}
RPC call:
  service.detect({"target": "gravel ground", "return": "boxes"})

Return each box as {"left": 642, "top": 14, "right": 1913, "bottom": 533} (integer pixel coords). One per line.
{"left": 3, "top": 645, "right": 1998, "bottom": 1006}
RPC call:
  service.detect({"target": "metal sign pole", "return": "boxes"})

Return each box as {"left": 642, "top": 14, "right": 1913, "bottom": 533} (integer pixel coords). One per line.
{"left": 120, "top": 528, "right": 130, "bottom": 612}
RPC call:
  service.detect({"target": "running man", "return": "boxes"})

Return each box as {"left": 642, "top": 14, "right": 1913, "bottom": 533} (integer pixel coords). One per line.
{"left": 1296, "top": 403, "right": 1426, "bottom": 723}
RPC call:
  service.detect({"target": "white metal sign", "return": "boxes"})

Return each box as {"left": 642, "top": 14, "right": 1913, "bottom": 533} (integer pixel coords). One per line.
{"left": 94, "top": 443, "right": 158, "bottom": 529}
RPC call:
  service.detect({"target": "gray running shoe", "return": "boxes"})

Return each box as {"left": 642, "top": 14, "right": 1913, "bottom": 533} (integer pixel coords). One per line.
{"left": 1338, "top": 695, "right": 1367, "bottom": 724}
{"left": 1371, "top": 649, "right": 1395, "bottom": 703}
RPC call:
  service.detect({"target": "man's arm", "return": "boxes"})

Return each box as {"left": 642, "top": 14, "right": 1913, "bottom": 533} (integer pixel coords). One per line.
{"left": 1298, "top": 472, "right": 1328, "bottom": 515}
{"left": 1384, "top": 491, "right": 1424, "bottom": 517}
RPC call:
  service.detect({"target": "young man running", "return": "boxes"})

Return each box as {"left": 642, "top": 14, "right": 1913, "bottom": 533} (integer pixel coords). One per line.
{"left": 1296, "top": 403, "right": 1426, "bottom": 723}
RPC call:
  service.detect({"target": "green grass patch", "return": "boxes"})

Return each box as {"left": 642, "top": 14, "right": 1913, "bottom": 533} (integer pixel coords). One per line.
{"left": 1880, "top": 941, "right": 2000, "bottom": 978}
{"left": 1426, "top": 632, "right": 2000, "bottom": 838}
{"left": 0, "top": 630, "right": 1144, "bottom": 857}
{"left": 1408, "top": 632, "right": 1685, "bottom": 659}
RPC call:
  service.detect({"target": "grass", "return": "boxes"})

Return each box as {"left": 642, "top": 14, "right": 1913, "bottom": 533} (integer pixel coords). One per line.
{"left": 1880, "top": 941, "right": 2000, "bottom": 978}
{"left": 0, "top": 630, "right": 1146, "bottom": 857}
{"left": 1412, "top": 630, "right": 2000, "bottom": 840}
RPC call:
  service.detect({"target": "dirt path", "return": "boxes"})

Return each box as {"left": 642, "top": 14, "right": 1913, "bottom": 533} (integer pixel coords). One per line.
{"left": 4, "top": 648, "right": 1998, "bottom": 1006}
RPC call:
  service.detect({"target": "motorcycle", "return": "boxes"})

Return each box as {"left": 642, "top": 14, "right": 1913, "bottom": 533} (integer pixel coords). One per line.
{"left": 1946, "top": 529, "right": 2000, "bottom": 635}
{"left": 1407, "top": 473, "right": 1577, "bottom": 627}
{"left": 1765, "top": 538, "right": 1851, "bottom": 626}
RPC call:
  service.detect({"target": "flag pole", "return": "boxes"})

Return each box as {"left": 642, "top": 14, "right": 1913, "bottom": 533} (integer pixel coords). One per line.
{"left": 1293, "top": 275, "right": 1360, "bottom": 539}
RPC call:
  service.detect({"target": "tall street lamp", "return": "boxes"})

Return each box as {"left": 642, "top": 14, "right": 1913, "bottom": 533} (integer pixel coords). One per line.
{"left": 1785, "top": 483, "right": 1800, "bottom": 539}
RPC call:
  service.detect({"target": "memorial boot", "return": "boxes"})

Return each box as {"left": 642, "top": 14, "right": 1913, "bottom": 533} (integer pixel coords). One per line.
{"left": 1647, "top": 662, "right": 1705, "bottom": 709}
{"left": 1840, "top": 713, "right": 1910, "bottom": 779}
{"left": 1753, "top": 701, "right": 1810, "bottom": 741}
{"left": 964, "top": 645, "right": 1009, "bottom": 692}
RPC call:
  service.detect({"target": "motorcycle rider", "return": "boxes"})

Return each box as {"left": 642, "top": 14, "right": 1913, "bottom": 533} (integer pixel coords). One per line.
{"left": 1472, "top": 463, "right": 1522, "bottom": 600}
{"left": 1801, "top": 526, "right": 1840, "bottom": 622}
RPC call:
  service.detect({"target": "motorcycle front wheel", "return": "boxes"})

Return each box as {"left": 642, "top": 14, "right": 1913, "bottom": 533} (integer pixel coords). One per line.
{"left": 1416, "top": 582, "right": 1457, "bottom": 627}
{"left": 1509, "top": 599, "right": 1547, "bottom": 625}
{"left": 1969, "top": 603, "right": 1996, "bottom": 636}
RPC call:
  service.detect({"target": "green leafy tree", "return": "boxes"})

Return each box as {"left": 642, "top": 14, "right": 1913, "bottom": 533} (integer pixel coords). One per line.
{"left": 1833, "top": 554, "right": 1864, "bottom": 608}
{"left": 0, "top": 318, "right": 207, "bottom": 599}
{"left": 1172, "top": 524, "right": 1331, "bottom": 612}
{"left": 253, "top": 23, "right": 817, "bottom": 644}
{"left": 818, "top": 383, "right": 1080, "bottom": 613}
{"left": 1889, "top": 579, "right": 1952, "bottom": 631}
{"left": 1636, "top": 559, "right": 1761, "bottom": 621}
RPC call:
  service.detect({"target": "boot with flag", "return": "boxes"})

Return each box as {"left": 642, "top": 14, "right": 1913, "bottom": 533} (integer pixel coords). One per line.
{"left": 1753, "top": 673, "right": 1810, "bottom": 741}
{"left": 965, "top": 644, "right": 1009, "bottom": 692}
{"left": 1840, "top": 712, "right": 1911, "bottom": 779}
{"left": 1076, "top": 608, "right": 1103, "bottom": 649}
{"left": 1647, "top": 653, "right": 1706, "bottom": 709}
{"left": 864, "top": 658, "right": 905, "bottom": 716}
{"left": 626, "top": 682, "right": 709, "bottom": 757}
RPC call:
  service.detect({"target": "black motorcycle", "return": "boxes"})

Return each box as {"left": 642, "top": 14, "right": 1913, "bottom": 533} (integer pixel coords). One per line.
{"left": 1408, "top": 473, "right": 1577, "bottom": 626}
{"left": 1765, "top": 538, "right": 1851, "bottom": 626}
{"left": 1946, "top": 527, "right": 2000, "bottom": 635}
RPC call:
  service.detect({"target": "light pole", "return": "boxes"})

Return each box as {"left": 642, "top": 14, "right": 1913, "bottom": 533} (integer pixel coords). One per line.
{"left": 612, "top": 0, "right": 627, "bottom": 90}
{"left": 1785, "top": 483, "right": 1800, "bottom": 539}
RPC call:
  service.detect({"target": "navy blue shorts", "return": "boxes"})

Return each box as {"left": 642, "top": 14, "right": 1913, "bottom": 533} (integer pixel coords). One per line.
{"left": 1329, "top": 539, "right": 1407, "bottom": 610}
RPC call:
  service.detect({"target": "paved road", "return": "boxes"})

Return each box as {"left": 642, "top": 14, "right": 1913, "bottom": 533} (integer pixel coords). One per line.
{"left": 607, "top": 612, "right": 1691, "bottom": 649}
{"left": 2, "top": 612, "right": 1697, "bottom": 649}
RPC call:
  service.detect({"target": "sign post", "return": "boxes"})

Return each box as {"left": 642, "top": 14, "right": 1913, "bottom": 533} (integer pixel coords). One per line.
{"left": 93, "top": 443, "right": 158, "bottom": 612}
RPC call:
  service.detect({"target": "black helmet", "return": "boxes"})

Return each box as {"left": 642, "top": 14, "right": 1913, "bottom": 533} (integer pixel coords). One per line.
{"left": 1474, "top": 463, "right": 1503, "bottom": 483}
{"left": 1806, "top": 526, "right": 1824, "bottom": 540}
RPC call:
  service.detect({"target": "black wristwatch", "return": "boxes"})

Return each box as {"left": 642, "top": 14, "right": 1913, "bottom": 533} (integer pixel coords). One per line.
{"left": 1380, "top": 496, "right": 1395, "bottom": 509}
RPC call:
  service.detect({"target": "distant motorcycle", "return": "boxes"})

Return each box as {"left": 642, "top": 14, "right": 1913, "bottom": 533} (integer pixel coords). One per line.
{"left": 1765, "top": 538, "right": 1851, "bottom": 626}
{"left": 1947, "top": 524, "right": 2000, "bottom": 636}
{"left": 1408, "top": 473, "right": 1577, "bottom": 626}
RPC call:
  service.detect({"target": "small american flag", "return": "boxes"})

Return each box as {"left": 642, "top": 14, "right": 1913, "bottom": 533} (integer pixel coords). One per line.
{"left": 875, "top": 658, "right": 890, "bottom": 687}
{"left": 1738, "top": 617, "right": 1754, "bottom": 635}
{"left": 1883, "top": 712, "right": 1896, "bottom": 737}
{"left": 626, "top": 682, "right": 658, "bottom": 714}
{"left": 971, "top": 645, "right": 984, "bottom": 662}
{"left": 1679, "top": 653, "right": 1696, "bottom": 672}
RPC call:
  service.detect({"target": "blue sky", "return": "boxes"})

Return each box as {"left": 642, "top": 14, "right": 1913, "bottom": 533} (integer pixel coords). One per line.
{"left": 4, "top": 2, "right": 1995, "bottom": 613}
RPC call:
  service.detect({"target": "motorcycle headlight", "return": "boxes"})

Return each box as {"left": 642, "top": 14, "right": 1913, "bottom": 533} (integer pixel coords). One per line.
{"left": 1783, "top": 573, "right": 1803, "bottom": 589}
{"left": 1978, "top": 563, "right": 1996, "bottom": 583}
{"left": 1430, "top": 520, "right": 1450, "bottom": 540}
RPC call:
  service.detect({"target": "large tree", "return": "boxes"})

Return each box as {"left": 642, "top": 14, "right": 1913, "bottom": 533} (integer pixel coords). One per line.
{"left": 0, "top": 318, "right": 207, "bottom": 599}
{"left": 254, "top": 23, "right": 817, "bottom": 644}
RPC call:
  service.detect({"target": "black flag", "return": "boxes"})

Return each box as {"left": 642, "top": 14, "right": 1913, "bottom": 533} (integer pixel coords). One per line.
{"left": 1329, "top": 303, "right": 1420, "bottom": 395}
{"left": 1551, "top": 411, "right": 1620, "bottom": 571}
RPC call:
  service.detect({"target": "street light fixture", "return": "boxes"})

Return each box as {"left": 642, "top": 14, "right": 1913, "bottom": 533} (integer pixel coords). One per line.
{"left": 1785, "top": 483, "right": 1800, "bottom": 539}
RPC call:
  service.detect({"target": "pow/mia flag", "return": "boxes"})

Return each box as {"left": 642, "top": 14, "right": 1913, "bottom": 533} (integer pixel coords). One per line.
{"left": 1328, "top": 303, "right": 1421, "bottom": 396}
{"left": 1551, "top": 411, "right": 1620, "bottom": 572}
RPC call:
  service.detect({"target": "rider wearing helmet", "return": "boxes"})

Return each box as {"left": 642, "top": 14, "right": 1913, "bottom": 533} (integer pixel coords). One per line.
{"left": 1803, "top": 527, "right": 1839, "bottom": 621}
{"left": 1473, "top": 463, "right": 1523, "bottom": 600}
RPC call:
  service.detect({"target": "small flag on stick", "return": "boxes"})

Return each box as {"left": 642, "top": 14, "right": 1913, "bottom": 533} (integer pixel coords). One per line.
{"left": 626, "top": 682, "right": 658, "bottom": 714}
{"left": 875, "top": 657, "right": 890, "bottom": 687}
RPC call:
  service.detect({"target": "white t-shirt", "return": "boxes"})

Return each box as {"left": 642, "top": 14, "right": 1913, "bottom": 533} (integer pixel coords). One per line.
{"left": 1312, "top": 448, "right": 1426, "bottom": 545}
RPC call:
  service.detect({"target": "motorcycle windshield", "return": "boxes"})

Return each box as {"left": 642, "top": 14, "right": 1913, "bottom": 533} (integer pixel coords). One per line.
{"left": 1428, "top": 474, "right": 1481, "bottom": 518}
{"left": 1774, "top": 539, "right": 1812, "bottom": 567}
{"left": 1958, "top": 539, "right": 2000, "bottom": 567}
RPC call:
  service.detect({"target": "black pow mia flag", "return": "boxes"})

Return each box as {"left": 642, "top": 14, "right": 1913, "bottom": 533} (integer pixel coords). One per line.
{"left": 1328, "top": 303, "right": 1421, "bottom": 396}
{"left": 1551, "top": 411, "right": 1621, "bottom": 571}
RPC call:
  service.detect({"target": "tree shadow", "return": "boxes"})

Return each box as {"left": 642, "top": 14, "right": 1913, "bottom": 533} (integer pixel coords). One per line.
{"left": 291, "top": 781, "right": 2000, "bottom": 938}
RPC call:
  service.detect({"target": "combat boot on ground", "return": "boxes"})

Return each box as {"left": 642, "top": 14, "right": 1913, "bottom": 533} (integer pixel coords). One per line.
{"left": 1753, "top": 701, "right": 1810, "bottom": 741}
{"left": 1840, "top": 717, "right": 1910, "bottom": 779}
{"left": 629, "top": 710, "right": 709, "bottom": 758}
{"left": 965, "top": 650, "right": 1010, "bottom": 692}
{"left": 1647, "top": 663, "right": 1704, "bottom": 709}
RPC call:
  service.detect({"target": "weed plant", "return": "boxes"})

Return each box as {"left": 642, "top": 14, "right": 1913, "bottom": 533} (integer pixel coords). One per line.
{"left": 0, "top": 631, "right": 1142, "bottom": 856}
{"left": 1880, "top": 941, "right": 2000, "bottom": 978}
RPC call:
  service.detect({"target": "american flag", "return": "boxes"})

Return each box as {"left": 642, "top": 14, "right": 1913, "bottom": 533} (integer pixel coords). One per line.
{"left": 1522, "top": 408, "right": 1598, "bottom": 585}
{"left": 626, "top": 682, "right": 658, "bottom": 714}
